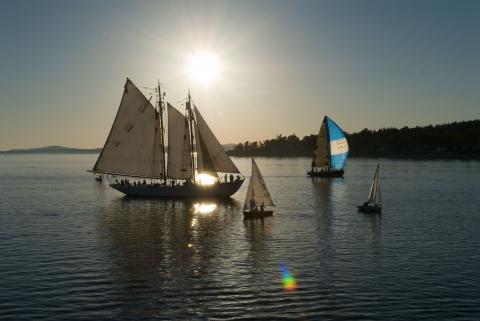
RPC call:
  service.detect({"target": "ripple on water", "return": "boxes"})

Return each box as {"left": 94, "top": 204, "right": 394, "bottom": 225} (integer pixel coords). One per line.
{"left": 1, "top": 155, "right": 480, "bottom": 320}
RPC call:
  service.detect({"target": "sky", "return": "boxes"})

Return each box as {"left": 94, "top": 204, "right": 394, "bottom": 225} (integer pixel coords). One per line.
{"left": 0, "top": 0, "right": 479, "bottom": 150}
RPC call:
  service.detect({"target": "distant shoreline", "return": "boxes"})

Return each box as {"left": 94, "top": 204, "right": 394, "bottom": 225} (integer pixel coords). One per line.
{"left": 227, "top": 154, "right": 480, "bottom": 161}
{"left": 0, "top": 146, "right": 101, "bottom": 154}
{"left": 227, "top": 119, "right": 480, "bottom": 161}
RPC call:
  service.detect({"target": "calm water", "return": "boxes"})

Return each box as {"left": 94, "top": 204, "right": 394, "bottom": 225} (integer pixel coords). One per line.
{"left": 1, "top": 154, "right": 479, "bottom": 320}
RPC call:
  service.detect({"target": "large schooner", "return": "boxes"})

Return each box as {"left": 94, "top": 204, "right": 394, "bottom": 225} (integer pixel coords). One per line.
{"left": 90, "top": 78, "right": 244, "bottom": 198}
{"left": 307, "top": 116, "right": 349, "bottom": 178}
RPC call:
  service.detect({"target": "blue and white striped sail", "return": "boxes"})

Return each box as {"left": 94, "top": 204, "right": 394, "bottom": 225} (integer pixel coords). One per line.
{"left": 325, "top": 116, "right": 349, "bottom": 169}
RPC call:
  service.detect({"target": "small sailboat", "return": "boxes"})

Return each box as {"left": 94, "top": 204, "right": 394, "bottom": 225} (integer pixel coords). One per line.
{"left": 243, "top": 159, "right": 274, "bottom": 219}
{"left": 307, "top": 116, "right": 349, "bottom": 178}
{"left": 358, "top": 163, "right": 382, "bottom": 213}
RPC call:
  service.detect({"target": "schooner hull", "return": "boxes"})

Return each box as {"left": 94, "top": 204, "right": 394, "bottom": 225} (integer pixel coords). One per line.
{"left": 110, "top": 179, "right": 244, "bottom": 198}
{"left": 307, "top": 169, "right": 344, "bottom": 178}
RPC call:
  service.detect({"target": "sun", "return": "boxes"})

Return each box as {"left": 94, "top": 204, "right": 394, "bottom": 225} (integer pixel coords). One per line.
{"left": 187, "top": 52, "right": 221, "bottom": 85}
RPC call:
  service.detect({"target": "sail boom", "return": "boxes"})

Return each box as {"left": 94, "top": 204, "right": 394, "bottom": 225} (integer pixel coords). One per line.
{"left": 89, "top": 169, "right": 165, "bottom": 179}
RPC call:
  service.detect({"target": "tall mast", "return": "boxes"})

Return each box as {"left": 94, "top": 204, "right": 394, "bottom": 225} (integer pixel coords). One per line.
{"left": 157, "top": 80, "right": 167, "bottom": 182}
{"left": 186, "top": 90, "right": 197, "bottom": 179}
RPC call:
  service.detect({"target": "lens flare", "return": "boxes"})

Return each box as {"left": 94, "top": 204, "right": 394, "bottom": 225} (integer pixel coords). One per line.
{"left": 280, "top": 264, "right": 297, "bottom": 291}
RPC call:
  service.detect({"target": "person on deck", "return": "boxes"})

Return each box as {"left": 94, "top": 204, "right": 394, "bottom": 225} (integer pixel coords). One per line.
{"left": 229, "top": 174, "right": 234, "bottom": 182}
{"left": 260, "top": 202, "right": 265, "bottom": 212}
{"left": 224, "top": 174, "right": 227, "bottom": 182}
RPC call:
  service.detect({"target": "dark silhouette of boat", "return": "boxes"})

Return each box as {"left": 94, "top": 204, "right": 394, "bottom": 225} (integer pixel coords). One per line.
{"left": 358, "top": 163, "right": 382, "bottom": 213}
{"left": 243, "top": 158, "right": 274, "bottom": 219}
{"left": 90, "top": 78, "right": 244, "bottom": 198}
{"left": 307, "top": 116, "right": 349, "bottom": 178}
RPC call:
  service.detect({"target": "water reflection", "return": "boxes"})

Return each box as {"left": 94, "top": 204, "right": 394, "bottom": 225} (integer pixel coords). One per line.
{"left": 97, "top": 197, "right": 242, "bottom": 319}
{"left": 363, "top": 212, "right": 382, "bottom": 241}
{"left": 192, "top": 202, "right": 217, "bottom": 215}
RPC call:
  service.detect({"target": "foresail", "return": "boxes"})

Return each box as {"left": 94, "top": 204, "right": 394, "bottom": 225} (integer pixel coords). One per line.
{"left": 243, "top": 176, "right": 254, "bottom": 210}
{"left": 326, "top": 116, "right": 349, "bottom": 170}
{"left": 167, "top": 103, "right": 193, "bottom": 179}
{"left": 313, "top": 121, "right": 329, "bottom": 168}
{"left": 194, "top": 121, "right": 217, "bottom": 176}
{"left": 367, "top": 163, "right": 380, "bottom": 204}
{"left": 194, "top": 107, "right": 240, "bottom": 174}
{"left": 93, "top": 78, "right": 164, "bottom": 178}
{"left": 251, "top": 159, "right": 274, "bottom": 206}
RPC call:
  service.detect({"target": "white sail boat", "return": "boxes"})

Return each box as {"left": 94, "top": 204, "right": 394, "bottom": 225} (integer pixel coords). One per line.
{"left": 243, "top": 158, "right": 274, "bottom": 219}
{"left": 307, "top": 116, "right": 349, "bottom": 177}
{"left": 90, "top": 78, "right": 244, "bottom": 198}
{"left": 358, "top": 163, "right": 382, "bottom": 213}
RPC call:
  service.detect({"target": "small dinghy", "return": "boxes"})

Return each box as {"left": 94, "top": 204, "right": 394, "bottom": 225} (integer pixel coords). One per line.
{"left": 243, "top": 159, "right": 274, "bottom": 219}
{"left": 358, "top": 163, "right": 382, "bottom": 213}
{"left": 95, "top": 175, "right": 103, "bottom": 182}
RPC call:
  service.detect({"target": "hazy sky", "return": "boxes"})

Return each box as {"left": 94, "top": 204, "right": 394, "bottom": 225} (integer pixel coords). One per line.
{"left": 0, "top": 0, "right": 478, "bottom": 149}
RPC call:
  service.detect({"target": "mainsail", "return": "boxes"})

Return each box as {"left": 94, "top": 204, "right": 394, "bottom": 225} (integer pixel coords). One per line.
{"left": 367, "top": 163, "right": 382, "bottom": 205}
{"left": 194, "top": 106, "right": 240, "bottom": 174}
{"left": 243, "top": 158, "right": 274, "bottom": 210}
{"left": 313, "top": 121, "right": 329, "bottom": 167}
{"left": 312, "top": 116, "right": 349, "bottom": 170}
{"left": 167, "top": 103, "right": 193, "bottom": 179}
{"left": 93, "top": 78, "right": 165, "bottom": 178}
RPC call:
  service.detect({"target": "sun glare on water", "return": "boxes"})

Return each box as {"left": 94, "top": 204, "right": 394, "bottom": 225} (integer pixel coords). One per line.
{"left": 193, "top": 203, "right": 218, "bottom": 215}
{"left": 187, "top": 52, "right": 220, "bottom": 85}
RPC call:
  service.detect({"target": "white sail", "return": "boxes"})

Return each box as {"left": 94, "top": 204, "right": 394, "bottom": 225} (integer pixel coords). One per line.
{"left": 367, "top": 163, "right": 381, "bottom": 205}
{"left": 194, "top": 106, "right": 240, "bottom": 174}
{"left": 243, "top": 158, "right": 274, "bottom": 210}
{"left": 243, "top": 174, "right": 254, "bottom": 211}
{"left": 93, "top": 78, "right": 165, "bottom": 178}
{"left": 167, "top": 103, "right": 193, "bottom": 179}
{"left": 313, "top": 121, "right": 329, "bottom": 168}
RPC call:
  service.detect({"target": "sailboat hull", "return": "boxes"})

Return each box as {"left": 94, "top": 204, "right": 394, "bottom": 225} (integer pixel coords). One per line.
{"left": 243, "top": 209, "right": 274, "bottom": 219}
{"left": 110, "top": 179, "right": 244, "bottom": 198}
{"left": 307, "top": 169, "right": 344, "bottom": 178}
{"left": 357, "top": 205, "right": 382, "bottom": 213}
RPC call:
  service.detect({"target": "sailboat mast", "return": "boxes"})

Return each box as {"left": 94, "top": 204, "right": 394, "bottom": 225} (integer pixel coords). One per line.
{"left": 186, "top": 91, "right": 197, "bottom": 179}
{"left": 324, "top": 117, "right": 332, "bottom": 170}
{"left": 157, "top": 80, "right": 167, "bottom": 181}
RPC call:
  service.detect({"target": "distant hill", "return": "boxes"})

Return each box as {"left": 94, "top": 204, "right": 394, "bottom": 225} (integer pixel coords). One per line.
{"left": 0, "top": 146, "right": 102, "bottom": 154}
{"left": 227, "top": 120, "right": 480, "bottom": 159}
{"left": 1, "top": 144, "right": 235, "bottom": 154}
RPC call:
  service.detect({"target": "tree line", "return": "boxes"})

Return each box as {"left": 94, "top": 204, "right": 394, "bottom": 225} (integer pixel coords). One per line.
{"left": 227, "top": 120, "right": 480, "bottom": 159}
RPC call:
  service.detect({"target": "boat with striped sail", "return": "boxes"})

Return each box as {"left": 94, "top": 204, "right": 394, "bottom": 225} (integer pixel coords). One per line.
{"left": 358, "top": 163, "right": 382, "bottom": 213}
{"left": 90, "top": 78, "right": 244, "bottom": 198}
{"left": 307, "top": 116, "right": 349, "bottom": 177}
{"left": 243, "top": 158, "right": 274, "bottom": 219}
